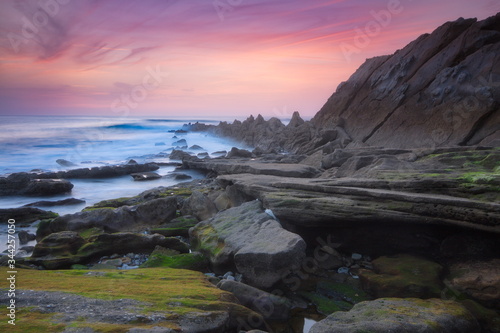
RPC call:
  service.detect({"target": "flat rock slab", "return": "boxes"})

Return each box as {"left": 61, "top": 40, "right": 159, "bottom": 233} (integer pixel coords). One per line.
{"left": 186, "top": 159, "right": 320, "bottom": 178}
{"left": 130, "top": 172, "right": 162, "bottom": 181}
{"left": 217, "top": 174, "right": 500, "bottom": 233}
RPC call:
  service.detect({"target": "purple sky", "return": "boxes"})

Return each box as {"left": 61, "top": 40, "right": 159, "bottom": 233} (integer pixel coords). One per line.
{"left": 0, "top": 0, "right": 499, "bottom": 118}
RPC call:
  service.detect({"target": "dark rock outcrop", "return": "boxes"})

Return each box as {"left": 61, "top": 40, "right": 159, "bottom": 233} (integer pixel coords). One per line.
{"left": 23, "top": 198, "right": 85, "bottom": 207}
{"left": 0, "top": 173, "right": 74, "bottom": 196}
{"left": 310, "top": 298, "right": 480, "bottom": 333}
{"left": 190, "top": 200, "right": 306, "bottom": 288}
{"left": 0, "top": 207, "right": 58, "bottom": 224}
{"left": 39, "top": 197, "right": 178, "bottom": 238}
{"left": 312, "top": 14, "right": 500, "bottom": 148}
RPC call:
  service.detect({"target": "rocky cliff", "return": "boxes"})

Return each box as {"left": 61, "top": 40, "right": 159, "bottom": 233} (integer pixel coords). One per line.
{"left": 312, "top": 13, "right": 500, "bottom": 148}
{"left": 197, "top": 13, "right": 500, "bottom": 152}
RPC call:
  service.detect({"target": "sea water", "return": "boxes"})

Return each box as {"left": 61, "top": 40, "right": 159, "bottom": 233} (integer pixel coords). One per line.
{"left": 0, "top": 115, "right": 246, "bottom": 249}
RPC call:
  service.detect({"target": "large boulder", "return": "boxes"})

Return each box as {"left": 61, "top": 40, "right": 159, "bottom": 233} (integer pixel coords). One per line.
{"left": 358, "top": 254, "right": 444, "bottom": 299}
{"left": 446, "top": 259, "right": 500, "bottom": 309}
{"left": 190, "top": 200, "right": 306, "bottom": 288}
{"left": 32, "top": 231, "right": 85, "bottom": 258}
{"left": 310, "top": 298, "right": 480, "bottom": 333}
{"left": 180, "top": 190, "right": 218, "bottom": 221}
{"left": 40, "top": 197, "right": 177, "bottom": 237}
{"left": 0, "top": 173, "right": 74, "bottom": 196}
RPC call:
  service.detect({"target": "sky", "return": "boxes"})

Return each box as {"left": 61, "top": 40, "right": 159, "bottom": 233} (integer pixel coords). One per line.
{"left": 0, "top": 0, "right": 499, "bottom": 119}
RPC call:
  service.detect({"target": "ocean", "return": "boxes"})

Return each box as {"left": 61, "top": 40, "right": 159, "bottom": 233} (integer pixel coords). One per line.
{"left": 0, "top": 115, "right": 245, "bottom": 215}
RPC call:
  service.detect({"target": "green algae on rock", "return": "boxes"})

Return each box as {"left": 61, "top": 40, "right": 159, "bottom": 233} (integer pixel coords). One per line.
{"left": 358, "top": 254, "right": 443, "bottom": 299}
{"left": 309, "top": 298, "right": 480, "bottom": 333}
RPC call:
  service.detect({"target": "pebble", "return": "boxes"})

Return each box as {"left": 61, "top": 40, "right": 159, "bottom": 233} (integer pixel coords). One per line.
{"left": 337, "top": 267, "right": 350, "bottom": 274}
{"left": 351, "top": 253, "right": 363, "bottom": 260}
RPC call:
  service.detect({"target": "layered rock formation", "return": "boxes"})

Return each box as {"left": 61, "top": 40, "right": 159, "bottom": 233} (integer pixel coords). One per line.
{"left": 189, "top": 14, "right": 500, "bottom": 152}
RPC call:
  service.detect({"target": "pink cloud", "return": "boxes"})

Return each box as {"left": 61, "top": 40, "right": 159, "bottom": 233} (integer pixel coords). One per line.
{"left": 0, "top": 0, "right": 499, "bottom": 117}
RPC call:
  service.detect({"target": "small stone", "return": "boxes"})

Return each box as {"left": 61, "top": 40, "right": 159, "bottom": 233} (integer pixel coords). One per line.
{"left": 352, "top": 253, "right": 363, "bottom": 261}
{"left": 223, "top": 271, "right": 234, "bottom": 279}
{"left": 338, "top": 267, "right": 350, "bottom": 274}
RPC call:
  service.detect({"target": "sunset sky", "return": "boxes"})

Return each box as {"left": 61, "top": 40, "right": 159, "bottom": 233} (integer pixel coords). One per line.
{"left": 0, "top": 0, "right": 499, "bottom": 119}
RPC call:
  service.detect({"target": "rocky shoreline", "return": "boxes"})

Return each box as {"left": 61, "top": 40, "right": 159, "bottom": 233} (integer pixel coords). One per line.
{"left": 1, "top": 13, "right": 500, "bottom": 333}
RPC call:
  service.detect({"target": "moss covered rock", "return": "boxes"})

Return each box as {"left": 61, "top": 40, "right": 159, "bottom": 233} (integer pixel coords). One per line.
{"left": 150, "top": 215, "right": 199, "bottom": 237}
{"left": 29, "top": 232, "right": 189, "bottom": 269}
{"left": 299, "top": 280, "right": 371, "bottom": 315}
{"left": 309, "top": 298, "right": 480, "bottom": 333}
{"left": 358, "top": 254, "right": 443, "bottom": 299}
{"left": 140, "top": 249, "right": 209, "bottom": 272}
{"left": 190, "top": 200, "right": 306, "bottom": 289}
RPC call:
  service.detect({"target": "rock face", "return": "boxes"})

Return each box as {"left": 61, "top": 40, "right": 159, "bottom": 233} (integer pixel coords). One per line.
{"left": 310, "top": 298, "right": 480, "bottom": 333}
{"left": 189, "top": 200, "right": 306, "bottom": 288}
{"left": 312, "top": 14, "right": 500, "bottom": 148}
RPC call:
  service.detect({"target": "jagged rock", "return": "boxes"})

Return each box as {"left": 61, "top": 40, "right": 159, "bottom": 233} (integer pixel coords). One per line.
{"left": 180, "top": 190, "right": 217, "bottom": 221}
{"left": 310, "top": 298, "right": 480, "bottom": 333}
{"left": 190, "top": 200, "right": 306, "bottom": 288}
{"left": 226, "top": 147, "right": 253, "bottom": 158}
{"left": 56, "top": 159, "right": 77, "bottom": 167}
{"left": 23, "top": 198, "right": 85, "bottom": 207}
{"left": 169, "top": 149, "right": 194, "bottom": 161}
{"left": 173, "top": 139, "right": 187, "bottom": 146}
{"left": 312, "top": 14, "right": 500, "bottom": 148}
{"left": 130, "top": 172, "right": 162, "bottom": 181}
{"left": 189, "top": 145, "right": 204, "bottom": 150}
{"left": 217, "top": 280, "right": 292, "bottom": 320}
